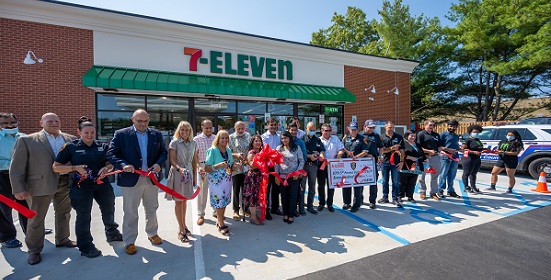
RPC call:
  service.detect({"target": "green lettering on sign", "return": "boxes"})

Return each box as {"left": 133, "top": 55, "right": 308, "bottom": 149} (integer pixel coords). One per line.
{"left": 225, "top": 52, "right": 237, "bottom": 75}
{"left": 325, "top": 106, "right": 339, "bottom": 114}
{"left": 265, "top": 58, "right": 276, "bottom": 79}
{"left": 278, "top": 60, "right": 293, "bottom": 80}
{"left": 250, "top": 56, "right": 265, "bottom": 78}
{"left": 237, "top": 54, "right": 249, "bottom": 76}
{"left": 210, "top": 51, "right": 223, "bottom": 74}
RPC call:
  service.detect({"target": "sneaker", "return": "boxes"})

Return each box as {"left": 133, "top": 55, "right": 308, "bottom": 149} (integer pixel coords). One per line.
{"left": 407, "top": 198, "right": 416, "bottom": 203}
{"left": 377, "top": 198, "right": 389, "bottom": 203}
{"left": 368, "top": 203, "right": 376, "bottom": 209}
{"left": 81, "top": 248, "right": 102, "bottom": 258}
{"left": 420, "top": 192, "right": 427, "bottom": 200}
{"left": 106, "top": 232, "right": 123, "bottom": 242}
{"left": 485, "top": 186, "right": 496, "bottom": 191}
{"left": 342, "top": 204, "right": 352, "bottom": 210}
{"left": 1, "top": 238, "right": 22, "bottom": 248}
{"left": 430, "top": 193, "right": 440, "bottom": 201}
{"left": 447, "top": 192, "right": 460, "bottom": 198}
{"left": 437, "top": 191, "right": 445, "bottom": 198}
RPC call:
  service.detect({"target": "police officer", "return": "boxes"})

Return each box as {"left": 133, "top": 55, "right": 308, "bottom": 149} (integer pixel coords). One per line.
{"left": 339, "top": 122, "right": 369, "bottom": 212}
{"left": 359, "top": 120, "right": 384, "bottom": 209}
{"left": 53, "top": 121, "right": 122, "bottom": 258}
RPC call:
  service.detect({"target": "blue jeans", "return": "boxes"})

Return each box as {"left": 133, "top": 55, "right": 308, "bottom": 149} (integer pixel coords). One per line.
{"left": 381, "top": 163, "right": 400, "bottom": 200}
{"left": 70, "top": 183, "right": 119, "bottom": 253}
{"left": 438, "top": 156, "right": 458, "bottom": 193}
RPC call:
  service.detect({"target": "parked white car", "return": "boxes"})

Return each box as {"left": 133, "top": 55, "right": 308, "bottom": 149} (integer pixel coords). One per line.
{"left": 459, "top": 124, "right": 551, "bottom": 180}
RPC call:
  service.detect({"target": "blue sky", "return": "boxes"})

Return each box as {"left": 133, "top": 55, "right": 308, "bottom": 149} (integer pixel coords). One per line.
{"left": 58, "top": 0, "right": 457, "bottom": 43}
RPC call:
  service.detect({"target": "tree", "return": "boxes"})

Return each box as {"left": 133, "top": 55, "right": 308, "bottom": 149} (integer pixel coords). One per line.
{"left": 447, "top": 0, "right": 551, "bottom": 121}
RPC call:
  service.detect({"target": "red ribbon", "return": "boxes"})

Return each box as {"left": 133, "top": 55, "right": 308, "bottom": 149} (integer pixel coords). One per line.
{"left": 0, "top": 194, "right": 37, "bottom": 219}
{"left": 440, "top": 151, "right": 460, "bottom": 162}
{"left": 353, "top": 166, "right": 370, "bottom": 184}
{"left": 252, "top": 144, "right": 284, "bottom": 222}
{"left": 100, "top": 169, "right": 201, "bottom": 201}
{"left": 389, "top": 150, "right": 402, "bottom": 165}
{"left": 269, "top": 170, "right": 307, "bottom": 186}
{"left": 319, "top": 158, "right": 328, "bottom": 170}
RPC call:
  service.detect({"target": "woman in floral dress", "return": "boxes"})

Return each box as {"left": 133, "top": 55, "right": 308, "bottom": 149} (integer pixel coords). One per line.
{"left": 165, "top": 121, "right": 197, "bottom": 243}
{"left": 205, "top": 130, "right": 234, "bottom": 236}
{"left": 243, "top": 135, "right": 264, "bottom": 225}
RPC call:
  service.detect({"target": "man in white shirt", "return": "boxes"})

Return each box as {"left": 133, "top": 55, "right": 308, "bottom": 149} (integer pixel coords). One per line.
{"left": 193, "top": 120, "right": 215, "bottom": 225}
{"left": 261, "top": 117, "right": 282, "bottom": 219}
{"left": 317, "top": 123, "right": 345, "bottom": 212}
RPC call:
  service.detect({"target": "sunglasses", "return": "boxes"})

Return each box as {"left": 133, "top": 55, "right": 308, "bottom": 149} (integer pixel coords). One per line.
{"left": 323, "top": 129, "right": 332, "bottom": 132}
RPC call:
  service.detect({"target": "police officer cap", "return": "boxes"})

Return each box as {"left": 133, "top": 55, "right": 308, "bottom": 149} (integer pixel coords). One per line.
{"left": 364, "top": 120, "right": 376, "bottom": 127}
{"left": 348, "top": 122, "right": 358, "bottom": 130}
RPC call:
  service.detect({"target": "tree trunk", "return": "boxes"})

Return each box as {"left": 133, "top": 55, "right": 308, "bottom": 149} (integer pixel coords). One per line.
{"left": 482, "top": 69, "right": 492, "bottom": 121}
{"left": 491, "top": 74, "right": 502, "bottom": 121}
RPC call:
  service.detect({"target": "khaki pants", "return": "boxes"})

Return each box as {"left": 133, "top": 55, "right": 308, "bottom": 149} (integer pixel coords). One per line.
{"left": 196, "top": 163, "right": 210, "bottom": 217}
{"left": 121, "top": 176, "right": 159, "bottom": 245}
{"left": 25, "top": 175, "right": 71, "bottom": 253}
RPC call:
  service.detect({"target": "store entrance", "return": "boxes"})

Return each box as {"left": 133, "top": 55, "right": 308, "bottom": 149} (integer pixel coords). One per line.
{"left": 194, "top": 114, "right": 237, "bottom": 136}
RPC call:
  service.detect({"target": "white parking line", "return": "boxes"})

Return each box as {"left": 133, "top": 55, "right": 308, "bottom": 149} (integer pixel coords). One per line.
{"left": 191, "top": 197, "right": 207, "bottom": 280}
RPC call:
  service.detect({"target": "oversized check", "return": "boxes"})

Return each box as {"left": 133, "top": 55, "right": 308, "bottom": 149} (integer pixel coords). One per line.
{"left": 327, "top": 158, "right": 376, "bottom": 188}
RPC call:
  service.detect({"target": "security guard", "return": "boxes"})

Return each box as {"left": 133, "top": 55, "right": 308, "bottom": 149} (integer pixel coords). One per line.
{"left": 53, "top": 121, "right": 122, "bottom": 258}
{"left": 359, "top": 120, "right": 384, "bottom": 209}
{"left": 338, "top": 122, "right": 369, "bottom": 212}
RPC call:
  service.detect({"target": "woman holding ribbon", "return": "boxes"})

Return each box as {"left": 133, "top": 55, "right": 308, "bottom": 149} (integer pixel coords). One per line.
{"left": 205, "top": 130, "right": 234, "bottom": 236}
{"left": 52, "top": 121, "right": 121, "bottom": 258}
{"left": 165, "top": 121, "right": 197, "bottom": 242}
{"left": 399, "top": 130, "right": 426, "bottom": 202}
{"left": 243, "top": 135, "right": 264, "bottom": 225}
{"left": 489, "top": 130, "right": 524, "bottom": 193}
{"left": 461, "top": 125, "right": 485, "bottom": 194}
{"left": 274, "top": 131, "right": 304, "bottom": 224}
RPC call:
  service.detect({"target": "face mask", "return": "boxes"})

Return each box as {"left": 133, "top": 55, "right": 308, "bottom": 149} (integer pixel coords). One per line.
{"left": 506, "top": 136, "right": 515, "bottom": 141}
{"left": 471, "top": 133, "right": 479, "bottom": 138}
{"left": 0, "top": 127, "right": 19, "bottom": 135}
{"left": 308, "top": 131, "right": 316, "bottom": 137}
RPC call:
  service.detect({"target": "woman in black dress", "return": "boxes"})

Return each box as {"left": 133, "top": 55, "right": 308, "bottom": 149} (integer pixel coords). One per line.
{"left": 489, "top": 130, "right": 524, "bottom": 193}
{"left": 462, "top": 125, "right": 485, "bottom": 194}
{"left": 399, "top": 130, "right": 426, "bottom": 202}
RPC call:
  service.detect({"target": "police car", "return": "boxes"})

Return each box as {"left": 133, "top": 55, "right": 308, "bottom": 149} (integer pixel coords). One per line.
{"left": 459, "top": 124, "right": 551, "bottom": 180}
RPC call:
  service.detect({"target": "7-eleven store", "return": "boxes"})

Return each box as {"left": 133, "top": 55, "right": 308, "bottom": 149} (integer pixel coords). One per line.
{"left": 1, "top": 0, "right": 418, "bottom": 139}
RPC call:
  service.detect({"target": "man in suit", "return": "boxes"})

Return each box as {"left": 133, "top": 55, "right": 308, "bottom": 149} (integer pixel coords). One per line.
{"left": 107, "top": 109, "right": 167, "bottom": 255}
{"left": 11, "top": 113, "right": 77, "bottom": 265}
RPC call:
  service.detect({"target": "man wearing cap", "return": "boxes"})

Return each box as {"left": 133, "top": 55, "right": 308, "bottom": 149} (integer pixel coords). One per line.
{"left": 437, "top": 120, "right": 461, "bottom": 198}
{"left": 379, "top": 121, "right": 405, "bottom": 208}
{"left": 359, "top": 120, "right": 384, "bottom": 209}
{"left": 417, "top": 119, "right": 444, "bottom": 200}
{"left": 340, "top": 122, "right": 369, "bottom": 212}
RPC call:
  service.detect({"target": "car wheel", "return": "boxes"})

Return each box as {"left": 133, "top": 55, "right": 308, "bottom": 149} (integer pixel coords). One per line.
{"left": 528, "top": 158, "right": 551, "bottom": 181}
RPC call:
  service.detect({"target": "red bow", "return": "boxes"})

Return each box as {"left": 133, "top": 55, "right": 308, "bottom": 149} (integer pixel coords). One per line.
{"left": 253, "top": 144, "right": 283, "bottom": 222}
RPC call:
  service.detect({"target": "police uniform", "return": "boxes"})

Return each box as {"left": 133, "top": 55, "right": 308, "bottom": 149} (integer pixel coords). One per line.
{"left": 341, "top": 133, "right": 369, "bottom": 211}
{"left": 359, "top": 131, "right": 384, "bottom": 205}
{"left": 301, "top": 133, "right": 326, "bottom": 212}
{"left": 55, "top": 139, "right": 121, "bottom": 255}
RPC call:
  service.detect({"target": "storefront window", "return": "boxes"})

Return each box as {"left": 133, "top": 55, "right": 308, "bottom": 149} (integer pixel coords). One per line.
{"left": 268, "top": 102, "right": 292, "bottom": 115}
{"left": 97, "top": 94, "right": 145, "bottom": 111}
{"left": 96, "top": 111, "right": 133, "bottom": 141}
{"left": 195, "top": 98, "right": 236, "bottom": 113}
{"left": 297, "top": 104, "right": 320, "bottom": 116}
{"left": 147, "top": 96, "right": 189, "bottom": 112}
{"left": 238, "top": 101, "right": 266, "bottom": 115}
{"left": 238, "top": 115, "right": 264, "bottom": 136}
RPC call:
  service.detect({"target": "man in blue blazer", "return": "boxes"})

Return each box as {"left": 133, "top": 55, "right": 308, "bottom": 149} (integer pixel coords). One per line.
{"left": 107, "top": 109, "right": 167, "bottom": 255}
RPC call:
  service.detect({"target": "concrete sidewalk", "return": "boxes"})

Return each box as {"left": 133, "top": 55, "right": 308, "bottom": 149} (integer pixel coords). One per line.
{"left": 1, "top": 170, "right": 550, "bottom": 279}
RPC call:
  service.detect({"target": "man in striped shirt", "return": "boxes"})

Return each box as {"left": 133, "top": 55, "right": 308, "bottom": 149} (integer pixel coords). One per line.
{"left": 194, "top": 119, "right": 215, "bottom": 226}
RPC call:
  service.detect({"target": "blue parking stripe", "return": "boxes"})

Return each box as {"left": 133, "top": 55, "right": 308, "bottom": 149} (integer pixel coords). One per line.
{"left": 308, "top": 191, "right": 410, "bottom": 246}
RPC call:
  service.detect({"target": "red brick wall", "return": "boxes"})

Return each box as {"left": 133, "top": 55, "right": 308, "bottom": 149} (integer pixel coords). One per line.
{"left": 0, "top": 18, "right": 94, "bottom": 135}
{"left": 344, "top": 65, "right": 411, "bottom": 126}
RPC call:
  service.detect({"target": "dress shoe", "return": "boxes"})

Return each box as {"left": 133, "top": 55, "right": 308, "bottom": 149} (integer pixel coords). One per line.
{"left": 265, "top": 211, "right": 273, "bottom": 220}
{"left": 56, "top": 240, "right": 77, "bottom": 248}
{"left": 317, "top": 205, "right": 324, "bottom": 212}
{"left": 125, "top": 244, "right": 137, "bottom": 255}
{"left": 307, "top": 207, "right": 318, "bottom": 214}
{"left": 197, "top": 216, "right": 205, "bottom": 225}
{"left": 81, "top": 248, "right": 102, "bottom": 258}
{"left": 327, "top": 206, "right": 335, "bottom": 212}
{"left": 299, "top": 209, "right": 307, "bottom": 216}
{"left": 1, "top": 238, "right": 22, "bottom": 248}
{"left": 342, "top": 204, "right": 351, "bottom": 210}
{"left": 369, "top": 203, "right": 376, "bottom": 209}
{"left": 44, "top": 228, "right": 53, "bottom": 235}
{"left": 350, "top": 207, "right": 359, "bottom": 213}
{"left": 271, "top": 209, "right": 283, "bottom": 216}
{"left": 148, "top": 235, "right": 163, "bottom": 245}
{"left": 294, "top": 211, "right": 300, "bottom": 217}
{"left": 106, "top": 232, "right": 123, "bottom": 242}
{"left": 27, "top": 252, "right": 41, "bottom": 265}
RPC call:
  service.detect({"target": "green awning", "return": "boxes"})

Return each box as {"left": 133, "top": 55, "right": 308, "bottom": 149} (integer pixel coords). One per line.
{"left": 82, "top": 66, "right": 356, "bottom": 103}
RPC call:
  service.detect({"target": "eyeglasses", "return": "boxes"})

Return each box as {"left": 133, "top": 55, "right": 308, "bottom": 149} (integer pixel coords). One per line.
{"left": 427, "top": 124, "right": 435, "bottom": 127}
{"left": 323, "top": 129, "right": 332, "bottom": 132}
{"left": 0, "top": 121, "right": 18, "bottom": 126}
{"left": 135, "top": 119, "right": 149, "bottom": 124}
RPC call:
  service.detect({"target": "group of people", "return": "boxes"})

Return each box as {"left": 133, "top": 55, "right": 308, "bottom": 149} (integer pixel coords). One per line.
{"left": 0, "top": 110, "right": 525, "bottom": 265}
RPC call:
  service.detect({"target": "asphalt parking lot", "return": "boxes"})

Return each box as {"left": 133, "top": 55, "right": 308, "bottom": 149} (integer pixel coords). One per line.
{"left": 1, "top": 169, "right": 550, "bottom": 280}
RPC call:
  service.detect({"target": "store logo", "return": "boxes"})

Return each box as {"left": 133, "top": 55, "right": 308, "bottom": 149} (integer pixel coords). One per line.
{"left": 184, "top": 47, "right": 293, "bottom": 80}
